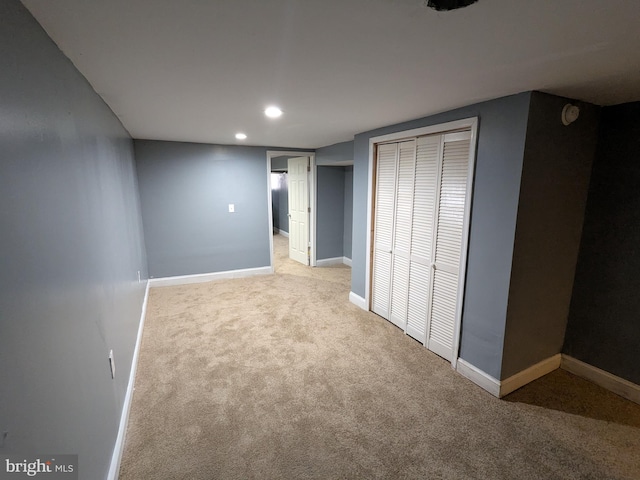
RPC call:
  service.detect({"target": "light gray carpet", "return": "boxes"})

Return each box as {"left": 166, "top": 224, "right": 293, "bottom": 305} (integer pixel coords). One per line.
{"left": 120, "top": 234, "right": 640, "bottom": 479}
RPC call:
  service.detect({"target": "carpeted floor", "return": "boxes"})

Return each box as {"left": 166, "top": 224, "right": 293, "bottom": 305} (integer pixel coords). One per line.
{"left": 120, "top": 234, "right": 640, "bottom": 479}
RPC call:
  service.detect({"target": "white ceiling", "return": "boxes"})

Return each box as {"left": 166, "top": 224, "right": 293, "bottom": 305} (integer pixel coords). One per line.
{"left": 21, "top": 0, "right": 640, "bottom": 149}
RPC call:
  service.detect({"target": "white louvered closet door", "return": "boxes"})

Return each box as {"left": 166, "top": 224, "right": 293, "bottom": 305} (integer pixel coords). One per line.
{"left": 427, "top": 131, "right": 472, "bottom": 361}
{"left": 405, "top": 135, "right": 440, "bottom": 343}
{"left": 388, "top": 140, "right": 416, "bottom": 330}
{"left": 371, "top": 143, "right": 398, "bottom": 319}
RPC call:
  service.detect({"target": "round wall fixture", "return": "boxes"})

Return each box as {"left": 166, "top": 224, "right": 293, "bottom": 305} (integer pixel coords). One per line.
{"left": 562, "top": 104, "right": 580, "bottom": 126}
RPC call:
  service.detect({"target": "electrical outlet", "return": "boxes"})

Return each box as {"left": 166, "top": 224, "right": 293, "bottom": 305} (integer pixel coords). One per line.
{"left": 137, "top": 270, "right": 141, "bottom": 282}
{"left": 228, "top": 203, "right": 235, "bottom": 213}
{"left": 108, "top": 350, "right": 115, "bottom": 379}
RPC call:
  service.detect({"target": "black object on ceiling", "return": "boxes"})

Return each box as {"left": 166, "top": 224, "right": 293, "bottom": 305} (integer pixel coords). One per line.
{"left": 426, "top": 0, "right": 478, "bottom": 11}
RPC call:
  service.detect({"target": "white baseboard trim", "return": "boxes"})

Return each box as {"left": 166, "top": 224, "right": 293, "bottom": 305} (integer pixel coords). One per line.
{"left": 343, "top": 257, "right": 352, "bottom": 267}
{"left": 316, "top": 256, "right": 345, "bottom": 267}
{"left": 349, "top": 291, "right": 367, "bottom": 310}
{"left": 499, "top": 354, "right": 561, "bottom": 397}
{"left": 107, "top": 280, "right": 150, "bottom": 480}
{"left": 456, "top": 358, "right": 501, "bottom": 397}
{"left": 457, "top": 353, "right": 640, "bottom": 404}
{"left": 273, "top": 228, "right": 289, "bottom": 238}
{"left": 149, "top": 266, "right": 273, "bottom": 287}
{"left": 561, "top": 355, "right": 640, "bottom": 405}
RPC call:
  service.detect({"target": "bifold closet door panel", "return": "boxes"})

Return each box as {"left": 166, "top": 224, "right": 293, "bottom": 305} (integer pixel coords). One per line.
{"left": 371, "top": 143, "right": 397, "bottom": 319}
{"left": 427, "top": 131, "right": 472, "bottom": 360}
{"left": 389, "top": 140, "right": 416, "bottom": 330}
{"left": 371, "top": 129, "right": 472, "bottom": 359}
{"left": 406, "top": 135, "right": 440, "bottom": 343}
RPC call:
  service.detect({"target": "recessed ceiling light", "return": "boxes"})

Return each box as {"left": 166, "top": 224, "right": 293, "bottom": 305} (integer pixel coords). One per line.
{"left": 235, "top": 132, "right": 247, "bottom": 140}
{"left": 264, "top": 106, "right": 283, "bottom": 118}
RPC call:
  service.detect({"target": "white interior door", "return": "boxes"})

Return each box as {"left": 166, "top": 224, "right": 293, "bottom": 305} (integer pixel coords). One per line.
{"left": 370, "top": 129, "right": 473, "bottom": 362}
{"left": 427, "top": 131, "right": 472, "bottom": 361}
{"left": 388, "top": 140, "right": 416, "bottom": 330}
{"left": 371, "top": 143, "right": 397, "bottom": 320}
{"left": 406, "top": 135, "right": 440, "bottom": 343}
{"left": 287, "top": 157, "right": 309, "bottom": 265}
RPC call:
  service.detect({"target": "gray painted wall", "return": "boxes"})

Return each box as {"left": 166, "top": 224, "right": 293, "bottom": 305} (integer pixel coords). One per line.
{"left": 272, "top": 173, "right": 289, "bottom": 233}
{"left": 271, "top": 156, "right": 290, "bottom": 171}
{"left": 316, "top": 166, "right": 346, "bottom": 259}
{"left": 501, "top": 92, "right": 599, "bottom": 379}
{"left": 0, "top": 1, "right": 147, "bottom": 478}
{"left": 135, "top": 141, "right": 275, "bottom": 278}
{"left": 316, "top": 141, "right": 354, "bottom": 165}
{"left": 316, "top": 141, "right": 354, "bottom": 261}
{"left": 344, "top": 166, "right": 353, "bottom": 259}
{"left": 564, "top": 102, "right": 640, "bottom": 384}
{"left": 352, "top": 93, "right": 531, "bottom": 379}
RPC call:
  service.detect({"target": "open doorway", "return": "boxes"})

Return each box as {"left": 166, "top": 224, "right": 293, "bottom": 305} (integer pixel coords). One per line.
{"left": 315, "top": 164, "right": 353, "bottom": 268}
{"left": 270, "top": 162, "right": 289, "bottom": 238}
{"left": 267, "top": 151, "right": 316, "bottom": 271}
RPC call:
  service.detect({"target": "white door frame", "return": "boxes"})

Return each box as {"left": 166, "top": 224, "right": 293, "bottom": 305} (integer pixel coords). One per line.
{"left": 364, "top": 117, "right": 478, "bottom": 369}
{"left": 267, "top": 150, "right": 317, "bottom": 270}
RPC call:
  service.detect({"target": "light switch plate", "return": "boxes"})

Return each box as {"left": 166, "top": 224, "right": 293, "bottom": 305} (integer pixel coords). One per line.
{"left": 228, "top": 204, "right": 235, "bottom": 213}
